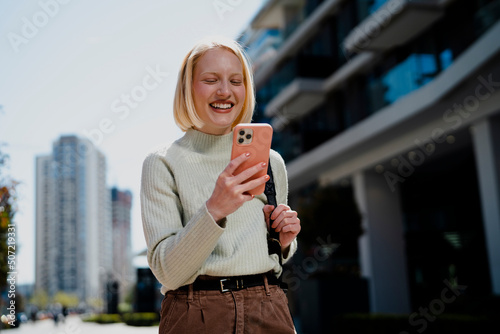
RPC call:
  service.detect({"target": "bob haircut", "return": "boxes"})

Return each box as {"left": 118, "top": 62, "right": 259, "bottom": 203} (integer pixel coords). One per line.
{"left": 173, "top": 36, "right": 255, "bottom": 132}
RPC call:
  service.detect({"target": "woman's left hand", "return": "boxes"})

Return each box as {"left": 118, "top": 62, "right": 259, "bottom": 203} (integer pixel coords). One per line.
{"left": 263, "top": 204, "right": 301, "bottom": 252}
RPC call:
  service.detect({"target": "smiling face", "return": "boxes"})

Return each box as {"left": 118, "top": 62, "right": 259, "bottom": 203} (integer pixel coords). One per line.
{"left": 192, "top": 48, "right": 246, "bottom": 135}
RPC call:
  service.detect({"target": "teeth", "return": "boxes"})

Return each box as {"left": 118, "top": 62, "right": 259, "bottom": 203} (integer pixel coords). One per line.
{"left": 210, "top": 103, "right": 232, "bottom": 109}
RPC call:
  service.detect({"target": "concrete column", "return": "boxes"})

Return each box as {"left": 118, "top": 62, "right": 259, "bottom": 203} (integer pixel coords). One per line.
{"left": 353, "top": 170, "right": 410, "bottom": 313}
{"left": 471, "top": 116, "right": 500, "bottom": 295}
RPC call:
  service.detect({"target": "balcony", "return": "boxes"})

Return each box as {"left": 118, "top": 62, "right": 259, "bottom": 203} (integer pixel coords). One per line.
{"left": 253, "top": 0, "right": 344, "bottom": 88}
{"left": 266, "top": 78, "right": 325, "bottom": 129}
{"left": 246, "top": 30, "right": 283, "bottom": 73}
{"left": 343, "top": 0, "right": 446, "bottom": 53}
{"left": 261, "top": 49, "right": 336, "bottom": 128}
{"left": 251, "top": 0, "right": 306, "bottom": 30}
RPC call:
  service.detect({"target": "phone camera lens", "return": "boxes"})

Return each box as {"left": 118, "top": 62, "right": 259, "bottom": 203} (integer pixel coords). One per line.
{"left": 246, "top": 134, "right": 252, "bottom": 139}
{"left": 239, "top": 130, "right": 245, "bottom": 136}
{"left": 238, "top": 138, "right": 244, "bottom": 144}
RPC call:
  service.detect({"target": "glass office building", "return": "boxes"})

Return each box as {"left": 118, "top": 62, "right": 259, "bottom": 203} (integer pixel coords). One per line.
{"left": 240, "top": 0, "right": 500, "bottom": 329}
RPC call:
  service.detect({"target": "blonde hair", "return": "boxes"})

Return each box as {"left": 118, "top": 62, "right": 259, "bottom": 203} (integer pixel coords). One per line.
{"left": 173, "top": 36, "right": 255, "bottom": 131}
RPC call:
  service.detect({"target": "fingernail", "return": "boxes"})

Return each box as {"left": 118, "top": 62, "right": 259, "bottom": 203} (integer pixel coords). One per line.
{"left": 245, "top": 152, "right": 251, "bottom": 157}
{"left": 261, "top": 162, "right": 267, "bottom": 167}
{"left": 264, "top": 175, "right": 270, "bottom": 180}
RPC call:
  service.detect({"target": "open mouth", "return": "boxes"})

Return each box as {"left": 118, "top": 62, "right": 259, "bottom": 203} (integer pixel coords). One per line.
{"left": 210, "top": 102, "right": 234, "bottom": 111}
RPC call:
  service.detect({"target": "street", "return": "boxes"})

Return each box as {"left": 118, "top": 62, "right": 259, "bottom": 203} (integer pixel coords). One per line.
{"left": 7, "top": 315, "right": 159, "bottom": 334}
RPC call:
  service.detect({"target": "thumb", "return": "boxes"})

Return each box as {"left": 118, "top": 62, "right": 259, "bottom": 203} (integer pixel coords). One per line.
{"left": 263, "top": 204, "right": 274, "bottom": 228}
{"left": 263, "top": 204, "right": 275, "bottom": 215}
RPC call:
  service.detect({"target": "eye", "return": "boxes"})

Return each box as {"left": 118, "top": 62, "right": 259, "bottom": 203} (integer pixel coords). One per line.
{"left": 204, "top": 79, "right": 217, "bottom": 83}
{"left": 231, "top": 80, "right": 242, "bottom": 85}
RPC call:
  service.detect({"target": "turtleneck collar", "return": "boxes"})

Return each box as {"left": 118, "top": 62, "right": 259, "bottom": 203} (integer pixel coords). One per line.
{"left": 180, "top": 128, "right": 233, "bottom": 155}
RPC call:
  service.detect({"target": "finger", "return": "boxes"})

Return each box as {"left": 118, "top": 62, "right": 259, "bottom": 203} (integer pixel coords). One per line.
{"left": 270, "top": 207, "right": 291, "bottom": 227}
{"left": 270, "top": 204, "right": 290, "bottom": 221}
{"left": 271, "top": 210, "right": 285, "bottom": 229}
{"left": 263, "top": 204, "right": 275, "bottom": 213}
{"left": 276, "top": 217, "right": 300, "bottom": 233}
{"left": 238, "top": 172, "right": 270, "bottom": 194}
{"left": 225, "top": 152, "right": 251, "bottom": 175}
{"left": 263, "top": 205, "right": 274, "bottom": 229}
{"left": 272, "top": 210, "right": 297, "bottom": 229}
{"left": 263, "top": 204, "right": 275, "bottom": 218}
{"left": 233, "top": 161, "right": 268, "bottom": 184}
{"left": 281, "top": 219, "right": 301, "bottom": 233}
{"left": 272, "top": 214, "right": 286, "bottom": 230}
{"left": 273, "top": 215, "right": 292, "bottom": 231}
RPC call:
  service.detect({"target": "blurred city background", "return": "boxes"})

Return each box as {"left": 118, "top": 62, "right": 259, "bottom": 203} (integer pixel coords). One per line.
{"left": 1, "top": 0, "right": 500, "bottom": 333}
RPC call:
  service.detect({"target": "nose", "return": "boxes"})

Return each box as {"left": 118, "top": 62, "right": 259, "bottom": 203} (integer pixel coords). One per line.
{"left": 216, "top": 80, "right": 230, "bottom": 97}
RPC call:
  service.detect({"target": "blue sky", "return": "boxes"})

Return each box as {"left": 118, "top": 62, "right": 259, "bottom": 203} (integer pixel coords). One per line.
{"left": 0, "top": 0, "right": 266, "bottom": 285}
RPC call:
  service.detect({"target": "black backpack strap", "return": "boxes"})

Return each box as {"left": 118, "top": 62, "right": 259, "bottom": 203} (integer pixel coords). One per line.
{"left": 264, "top": 159, "right": 287, "bottom": 290}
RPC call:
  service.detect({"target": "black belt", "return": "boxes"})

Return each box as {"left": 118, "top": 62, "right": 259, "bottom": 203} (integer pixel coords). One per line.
{"left": 178, "top": 274, "right": 281, "bottom": 293}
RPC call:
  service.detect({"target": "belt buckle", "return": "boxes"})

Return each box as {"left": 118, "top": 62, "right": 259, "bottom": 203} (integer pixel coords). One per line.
{"left": 220, "top": 278, "right": 245, "bottom": 292}
{"left": 220, "top": 278, "right": 230, "bottom": 293}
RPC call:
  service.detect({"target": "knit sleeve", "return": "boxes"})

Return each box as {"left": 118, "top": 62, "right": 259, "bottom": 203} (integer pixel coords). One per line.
{"left": 140, "top": 150, "right": 224, "bottom": 291}
{"left": 270, "top": 150, "right": 288, "bottom": 206}
{"left": 270, "top": 150, "right": 297, "bottom": 263}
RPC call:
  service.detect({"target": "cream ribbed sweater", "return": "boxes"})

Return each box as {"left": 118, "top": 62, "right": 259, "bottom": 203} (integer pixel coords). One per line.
{"left": 140, "top": 129, "right": 297, "bottom": 294}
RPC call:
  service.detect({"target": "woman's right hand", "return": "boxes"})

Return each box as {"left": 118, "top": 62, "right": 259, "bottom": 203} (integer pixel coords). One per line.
{"left": 206, "top": 152, "right": 270, "bottom": 224}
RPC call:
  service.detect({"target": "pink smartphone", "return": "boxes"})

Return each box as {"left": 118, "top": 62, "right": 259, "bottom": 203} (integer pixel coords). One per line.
{"left": 231, "top": 123, "right": 273, "bottom": 196}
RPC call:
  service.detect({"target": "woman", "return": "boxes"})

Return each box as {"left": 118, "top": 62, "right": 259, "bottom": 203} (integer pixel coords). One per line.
{"left": 141, "top": 36, "right": 301, "bottom": 333}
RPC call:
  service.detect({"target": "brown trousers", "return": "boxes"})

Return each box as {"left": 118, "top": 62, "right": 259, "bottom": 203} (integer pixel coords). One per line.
{"left": 159, "top": 277, "right": 296, "bottom": 334}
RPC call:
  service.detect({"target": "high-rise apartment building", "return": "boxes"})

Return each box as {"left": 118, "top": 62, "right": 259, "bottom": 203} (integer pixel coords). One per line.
{"left": 110, "top": 187, "right": 134, "bottom": 303}
{"left": 35, "top": 135, "right": 112, "bottom": 305}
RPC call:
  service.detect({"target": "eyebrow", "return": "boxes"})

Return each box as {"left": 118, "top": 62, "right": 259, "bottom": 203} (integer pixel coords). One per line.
{"left": 200, "top": 71, "right": 243, "bottom": 76}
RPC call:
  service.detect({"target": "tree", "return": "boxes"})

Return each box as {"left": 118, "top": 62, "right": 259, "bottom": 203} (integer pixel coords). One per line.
{"left": 53, "top": 291, "right": 79, "bottom": 308}
{"left": 0, "top": 144, "right": 18, "bottom": 290}
{"left": 30, "top": 289, "right": 49, "bottom": 310}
